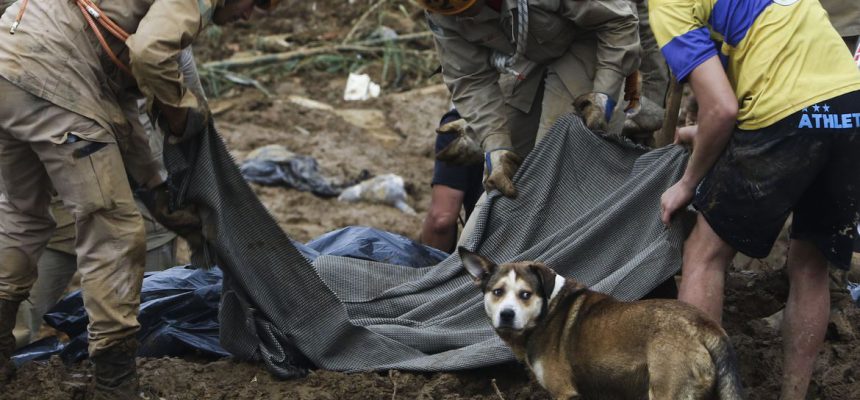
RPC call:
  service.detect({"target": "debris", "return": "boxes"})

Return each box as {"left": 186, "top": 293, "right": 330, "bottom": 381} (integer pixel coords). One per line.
{"left": 334, "top": 108, "right": 402, "bottom": 144}
{"left": 239, "top": 144, "right": 370, "bottom": 198}
{"left": 256, "top": 34, "right": 293, "bottom": 53}
{"left": 849, "top": 282, "right": 860, "bottom": 307}
{"left": 491, "top": 378, "right": 506, "bottom": 400}
{"left": 337, "top": 173, "right": 415, "bottom": 214}
{"left": 200, "top": 32, "right": 432, "bottom": 70}
{"left": 342, "top": 0, "right": 390, "bottom": 44}
{"left": 288, "top": 95, "right": 334, "bottom": 111}
{"left": 344, "top": 72, "right": 381, "bottom": 101}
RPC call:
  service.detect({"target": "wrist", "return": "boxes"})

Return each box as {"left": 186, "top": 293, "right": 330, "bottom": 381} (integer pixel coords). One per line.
{"left": 678, "top": 175, "right": 700, "bottom": 190}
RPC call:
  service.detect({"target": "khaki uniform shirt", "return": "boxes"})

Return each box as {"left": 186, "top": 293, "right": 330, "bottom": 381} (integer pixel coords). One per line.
{"left": 0, "top": 0, "right": 216, "bottom": 144}
{"left": 427, "top": 0, "right": 639, "bottom": 149}
{"left": 820, "top": 0, "right": 860, "bottom": 38}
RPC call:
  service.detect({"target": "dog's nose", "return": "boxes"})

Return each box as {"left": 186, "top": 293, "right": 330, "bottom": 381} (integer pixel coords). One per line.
{"left": 499, "top": 309, "right": 515, "bottom": 324}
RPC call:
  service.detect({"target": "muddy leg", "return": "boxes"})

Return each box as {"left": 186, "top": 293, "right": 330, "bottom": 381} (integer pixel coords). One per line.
{"left": 678, "top": 214, "right": 736, "bottom": 323}
{"left": 780, "top": 239, "right": 829, "bottom": 400}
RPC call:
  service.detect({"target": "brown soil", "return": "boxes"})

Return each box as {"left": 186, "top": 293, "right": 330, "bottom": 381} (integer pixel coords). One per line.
{"left": 5, "top": 1, "right": 860, "bottom": 399}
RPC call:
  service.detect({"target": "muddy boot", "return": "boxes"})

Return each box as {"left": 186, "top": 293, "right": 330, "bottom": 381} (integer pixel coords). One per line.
{"left": 90, "top": 338, "right": 140, "bottom": 400}
{"left": 0, "top": 298, "right": 21, "bottom": 386}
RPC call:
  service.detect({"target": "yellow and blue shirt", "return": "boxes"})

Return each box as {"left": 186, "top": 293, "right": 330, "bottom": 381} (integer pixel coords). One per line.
{"left": 649, "top": 0, "right": 860, "bottom": 130}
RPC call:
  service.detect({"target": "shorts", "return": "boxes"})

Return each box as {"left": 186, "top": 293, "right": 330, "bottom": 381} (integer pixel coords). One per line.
{"left": 432, "top": 109, "right": 484, "bottom": 218}
{"left": 693, "top": 90, "right": 860, "bottom": 269}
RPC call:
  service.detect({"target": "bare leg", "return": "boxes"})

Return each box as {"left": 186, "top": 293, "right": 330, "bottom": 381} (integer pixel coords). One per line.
{"left": 420, "top": 185, "right": 465, "bottom": 253}
{"left": 678, "top": 214, "right": 737, "bottom": 323}
{"left": 780, "top": 239, "right": 829, "bottom": 400}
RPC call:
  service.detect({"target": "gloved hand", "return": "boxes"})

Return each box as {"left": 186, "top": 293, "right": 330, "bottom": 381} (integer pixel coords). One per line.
{"left": 622, "top": 95, "right": 665, "bottom": 142}
{"left": 155, "top": 89, "right": 210, "bottom": 144}
{"left": 160, "top": 105, "right": 210, "bottom": 144}
{"left": 574, "top": 92, "right": 617, "bottom": 133}
{"left": 139, "top": 183, "right": 202, "bottom": 240}
{"left": 483, "top": 149, "right": 522, "bottom": 198}
{"left": 435, "top": 118, "right": 484, "bottom": 165}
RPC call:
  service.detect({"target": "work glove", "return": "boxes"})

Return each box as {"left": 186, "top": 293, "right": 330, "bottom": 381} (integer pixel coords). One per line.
{"left": 163, "top": 106, "right": 210, "bottom": 144}
{"left": 622, "top": 96, "right": 665, "bottom": 142}
{"left": 573, "top": 92, "right": 616, "bottom": 133}
{"left": 138, "top": 183, "right": 203, "bottom": 242}
{"left": 483, "top": 149, "right": 522, "bottom": 198}
{"left": 435, "top": 118, "right": 484, "bottom": 165}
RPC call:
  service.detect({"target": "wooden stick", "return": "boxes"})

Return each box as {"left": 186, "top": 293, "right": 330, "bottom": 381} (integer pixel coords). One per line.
{"left": 389, "top": 370, "right": 398, "bottom": 400}
{"left": 202, "top": 32, "right": 433, "bottom": 70}
{"left": 491, "top": 378, "right": 506, "bottom": 400}
{"left": 342, "top": 0, "right": 388, "bottom": 45}
{"left": 656, "top": 75, "right": 683, "bottom": 148}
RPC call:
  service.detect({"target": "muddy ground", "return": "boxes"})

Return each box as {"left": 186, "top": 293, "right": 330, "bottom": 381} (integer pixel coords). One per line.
{"left": 5, "top": 1, "right": 860, "bottom": 399}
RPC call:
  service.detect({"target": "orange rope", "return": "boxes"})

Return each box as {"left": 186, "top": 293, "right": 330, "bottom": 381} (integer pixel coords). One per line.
{"left": 9, "top": 0, "right": 29, "bottom": 34}
{"left": 75, "top": 0, "right": 132, "bottom": 76}
{"left": 80, "top": 0, "right": 129, "bottom": 41}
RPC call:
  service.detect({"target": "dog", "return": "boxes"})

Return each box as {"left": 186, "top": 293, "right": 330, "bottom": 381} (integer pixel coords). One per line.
{"left": 460, "top": 248, "right": 743, "bottom": 400}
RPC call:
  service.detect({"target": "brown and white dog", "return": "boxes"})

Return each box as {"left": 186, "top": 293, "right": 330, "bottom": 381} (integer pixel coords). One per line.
{"left": 460, "top": 248, "right": 743, "bottom": 400}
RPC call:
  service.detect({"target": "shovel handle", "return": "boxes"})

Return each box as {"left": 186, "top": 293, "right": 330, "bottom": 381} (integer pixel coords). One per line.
{"left": 656, "top": 75, "right": 684, "bottom": 148}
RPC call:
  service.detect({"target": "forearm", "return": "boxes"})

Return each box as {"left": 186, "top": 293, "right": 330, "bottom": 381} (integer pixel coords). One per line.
{"left": 126, "top": 0, "right": 205, "bottom": 110}
{"left": 567, "top": 0, "right": 640, "bottom": 95}
{"left": 678, "top": 57, "right": 738, "bottom": 187}
{"left": 680, "top": 109, "right": 733, "bottom": 187}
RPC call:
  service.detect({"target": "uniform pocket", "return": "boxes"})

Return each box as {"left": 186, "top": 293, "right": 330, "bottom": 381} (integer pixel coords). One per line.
{"left": 51, "top": 137, "right": 130, "bottom": 217}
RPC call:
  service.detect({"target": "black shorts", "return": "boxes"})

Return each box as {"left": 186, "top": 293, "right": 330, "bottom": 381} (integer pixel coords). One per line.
{"left": 693, "top": 90, "right": 860, "bottom": 269}
{"left": 432, "top": 109, "right": 484, "bottom": 217}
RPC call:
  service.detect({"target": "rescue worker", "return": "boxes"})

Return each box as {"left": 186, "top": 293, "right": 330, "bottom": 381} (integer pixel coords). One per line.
{"left": 651, "top": 1, "right": 860, "bottom": 399}
{"left": 419, "top": 0, "right": 640, "bottom": 198}
{"left": 13, "top": 198, "right": 177, "bottom": 348}
{"left": 622, "top": 0, "right": 669, "bottom": 143}
{"left": 820, "top": 0, "right": 860, "bottom": 51}
{"left": 420, "top": 109, "right": 484, "bottom": 252}
{"left": 0, "top": 0, "right": 278, "bottom": 398}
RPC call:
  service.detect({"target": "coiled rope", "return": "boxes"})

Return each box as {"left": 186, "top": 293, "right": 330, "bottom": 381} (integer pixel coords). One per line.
{"left": 491, "top": 0, "right": 528, "bottom": 80}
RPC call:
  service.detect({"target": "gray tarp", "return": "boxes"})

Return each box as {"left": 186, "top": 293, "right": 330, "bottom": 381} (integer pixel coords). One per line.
{"left": 163, "top": 114, "right": 689, "bottom": 378}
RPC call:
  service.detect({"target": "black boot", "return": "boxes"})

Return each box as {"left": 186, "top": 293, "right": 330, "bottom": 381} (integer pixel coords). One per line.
{"left": 90, "top": 337, "right": 140, "bottom": 400}
{"left": 0, "top": 298, "right": 21, "bottom": 386}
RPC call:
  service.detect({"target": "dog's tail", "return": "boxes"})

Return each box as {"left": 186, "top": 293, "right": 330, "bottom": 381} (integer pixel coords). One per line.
{"left": 705, "top": 334, "right": 745, "bottom": 400}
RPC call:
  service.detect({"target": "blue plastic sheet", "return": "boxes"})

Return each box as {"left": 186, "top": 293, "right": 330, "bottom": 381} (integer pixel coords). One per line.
{"left": 12, "top": 226, "right": 447, "bottom": 365}
{"left": 306, "top": 226, "right": 447, "bottom": 267}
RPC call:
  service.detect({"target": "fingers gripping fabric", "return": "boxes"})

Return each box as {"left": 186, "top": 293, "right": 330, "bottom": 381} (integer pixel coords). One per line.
{"left": 163, "top": 115, "right": 689, "bottom": 376}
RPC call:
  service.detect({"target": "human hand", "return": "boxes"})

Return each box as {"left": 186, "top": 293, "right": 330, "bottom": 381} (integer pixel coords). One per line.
{"left": 674, "top": 125, "right": 697, "bottom": 146}
{"left": 435, "top": 118, "right": 484, "bottom": 165}
{"left": 574, "top": 92, "right": 616, "bottom": 133}
{"left": 483, "top": 149, "right": 522, "bottom": 198}
{"left": 660, "top": 179, "right": 696, "bottom": 226}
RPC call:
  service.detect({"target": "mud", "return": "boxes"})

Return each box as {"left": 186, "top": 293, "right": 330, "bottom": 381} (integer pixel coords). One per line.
{"left": 4, "top": 1, "right": 860, "bottom": 399}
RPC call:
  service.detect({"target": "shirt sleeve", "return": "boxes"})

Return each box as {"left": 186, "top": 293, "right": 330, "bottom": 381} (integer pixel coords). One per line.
{"left": 125, "top": 0, "right": 213, "bottom": 110}
{"left": 562, "top": 0, "right": 641, "bottom": 97}
{"left": 648, "top": 0, "right": 718, "bottom": 82}
{"left": 428, "top": 15, "right": 512, "bottom": 151}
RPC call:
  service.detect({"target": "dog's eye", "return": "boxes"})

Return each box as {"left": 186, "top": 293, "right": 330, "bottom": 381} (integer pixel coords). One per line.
{"left": 492, "top": 288, "right": 504, "bottom": 297}
{"left": 519, "top": 291, "right": 531, "bottom": 300}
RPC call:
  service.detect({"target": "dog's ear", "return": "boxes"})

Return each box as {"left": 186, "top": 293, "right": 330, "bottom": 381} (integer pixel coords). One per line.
{"left": 529, "top": 263, "right": 558, "bottom": 301}
{"left": 459, "top": 247, "right": 496, "bottom": 282}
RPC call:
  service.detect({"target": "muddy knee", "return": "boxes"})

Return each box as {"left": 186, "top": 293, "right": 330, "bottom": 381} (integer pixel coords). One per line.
{"left": 0, "top": 248, "right": 38, "bottom": 302}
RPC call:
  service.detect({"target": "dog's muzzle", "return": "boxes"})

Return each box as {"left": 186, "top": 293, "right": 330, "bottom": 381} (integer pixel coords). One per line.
{"left": 498, "top": 309, "right": 516, "bottom": 328}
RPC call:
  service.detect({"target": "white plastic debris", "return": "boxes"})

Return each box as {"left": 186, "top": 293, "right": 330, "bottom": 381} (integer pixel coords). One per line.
{"left": 343, "top": 73, "right": 381, "bottom": 101}
{"left": 849, "top": 282, "right": 860, "bottom": 307}
{"left": 337, "top": 174, "right": 416, "bottom": 215}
